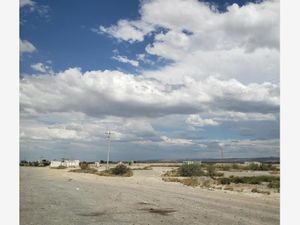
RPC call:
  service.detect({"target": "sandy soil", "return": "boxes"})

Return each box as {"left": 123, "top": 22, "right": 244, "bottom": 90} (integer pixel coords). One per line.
{"left": 20, "top": 167, "right": 279, "bottom": 225}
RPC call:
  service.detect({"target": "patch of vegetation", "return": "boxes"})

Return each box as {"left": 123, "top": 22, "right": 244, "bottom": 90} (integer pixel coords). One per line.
{"left": 218, "top": 175, "right": 279, "bottom": 185}
{"left": 267, "top": 180, "right": 280, "bottom": 189}
{"left": 79, "top": 161, "right": 89, "bottom": 170}
{"left": 224, "top": 186, "right": 234, "bottom": 191}
{"left": 206, "top": 164, "right": 224, "bottom": 178}
{"left": 219, "top": 177, "right": 231, "bottom": 185}
{"left": 98, "top": 164, "right": 133, "bottom": 177}
{"left": 150, "top": 164, "right": 181, "bottom": 167}
{"left": 69, "top": 168, "right": 98, "bottom": 174}
{"left": 162, "top": 169, "right": 179, "bottom": 177}
{"left": 246, "top": 163, "right": 278, "bottom": 171}
{"left": 19, "top": 160, "right": 51, "bottom": 167}
{"left": 178, "top": 164, "right": 205, "bottom": 177}
{"left": 162, "top": 177, "right": 199, "bottom": 187}
{"left": 200, "top": 179, "right": 212, "bottom": 188}
{"left": 251, "top": 188, "right": 270, "bottom": 195}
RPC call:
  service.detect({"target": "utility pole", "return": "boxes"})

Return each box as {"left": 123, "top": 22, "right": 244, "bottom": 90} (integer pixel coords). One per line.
{"left": 219, "top": 143, "right": 224, "bottom": 167}
{"left": 105, "top": 131, "right": 112, "bottom": 170}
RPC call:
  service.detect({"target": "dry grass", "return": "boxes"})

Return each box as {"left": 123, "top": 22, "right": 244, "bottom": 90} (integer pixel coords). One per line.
{"left": 224, "top": 186, "right": 234, "bottom": 191}
{"left": 69, "top": 168, "right": 98, "bottom": 174}
{"left": 97, "top": 170, "right": 133, "bottom": 177}
{"left": 162, "top": 177, "right": 199, "bottom": 187}
{"left": 97, "top": 164, "right": 133, "bottom": 177}
{"left": 51, "top": 165, "right": 67, "bottom": 169}
{"left": 251, "top": 188, "right": 270, "bottom": 195}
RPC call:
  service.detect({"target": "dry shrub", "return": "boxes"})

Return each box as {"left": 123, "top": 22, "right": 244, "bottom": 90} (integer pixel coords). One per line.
{"left": 69, "top": 168, "right": 98, "bottom": 174}
{"left": 178, "top": 164, "right": 205, "bottom": 177}
{"left": 79, "top": 161, "right": 89, "bottom": 170}
{"left": 98, "top": 164, "right": 133, "bottom": 177}
{"left": 251, "top": 188, "right": 270, "bottom": 195}
{"left": 201, "top": 179, "right": 211, "bottom": 188}
{"left": 162, "top": 169, "right": 179, "bottom": 177}
{"left": 162, "top": 177, "right": 199, "bottom": 187}
{"left": 224, "top": 186, "right": 234, "bottom": 191}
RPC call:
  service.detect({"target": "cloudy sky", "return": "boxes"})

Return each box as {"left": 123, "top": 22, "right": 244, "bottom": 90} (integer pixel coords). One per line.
{"left": 20, "top": 0, "right": 279, "bottom": 161}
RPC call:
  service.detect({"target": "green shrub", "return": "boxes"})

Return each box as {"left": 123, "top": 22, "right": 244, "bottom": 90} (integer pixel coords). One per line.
{"left": 218, "top": 175, "right": 279, "bottom": 185}
{"left": 207, "top": 164, "right": 216, "bottom": 177}
{"left": 219, "top": 177, "right": 231, "bottom": 185}
{"left": 268, "top": 180, "right": 280, "bottom": 189}
{"left": 178, "top": 164, "right": 205, "bottom": 177}
{"left": 111, "top": 164, "right": 131, "bottom": 175}
{"left": 79, "top": 161, "right": 89, "bottom": 170}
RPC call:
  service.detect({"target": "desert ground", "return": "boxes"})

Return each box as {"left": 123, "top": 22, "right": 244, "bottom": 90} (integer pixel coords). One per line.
{"left": 20, "top": 166, "right": 279, "bottom": 225}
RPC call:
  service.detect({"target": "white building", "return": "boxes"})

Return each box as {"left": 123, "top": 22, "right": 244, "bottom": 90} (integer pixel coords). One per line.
{"left": 244, "top": 161, "right": 262, "bottom": 166}
{"left": 50, "top": 161, "right": 63, "bottom": 168}
{"left": 50, "top": 160, "right": 80, "bottom": 168}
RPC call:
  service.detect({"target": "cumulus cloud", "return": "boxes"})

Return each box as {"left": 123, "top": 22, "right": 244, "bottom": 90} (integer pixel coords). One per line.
{"left": 95, "top": 20, "right": 153, "bottom": 43}
{"left": 20, "top": 0, "right": 35, "bottom": 8}
{"left": 186, "top": 115, "right": 220, "bottom": 127}
{"left": 99, "top": 0, "right": 279, "bottom": 51}
{"left": 97, "top": 0, "right": 279, "bottom": 85}
{"left": 20, "top": 0, "right": 279, "bottom": 159}
{"left": 20, "top": 39, "right": 36, "bottom": 55}
{"left": 161, "top": 136, "right": 193, "bottom": 145}
{"left": 112, "top": 55, "right": 139, "bottom": 67}
{"left": 30, "top": 62, "right": 53, "bottom": 74}
{"left": 20, "top": 68, "right": 279, "bottom": 118}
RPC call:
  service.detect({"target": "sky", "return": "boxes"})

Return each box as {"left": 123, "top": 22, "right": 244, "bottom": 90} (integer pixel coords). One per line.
{"left": 19, "top": 0, "right": 279, "bottom": 161}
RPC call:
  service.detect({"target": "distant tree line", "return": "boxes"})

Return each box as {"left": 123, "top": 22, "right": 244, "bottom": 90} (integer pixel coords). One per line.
{"left": 20, "top": 160, "right": 50, "bottom": 167}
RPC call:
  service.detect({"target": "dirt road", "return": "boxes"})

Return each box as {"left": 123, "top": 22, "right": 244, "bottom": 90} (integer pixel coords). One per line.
{"left": 20, "top": 167, "right": 279, "bottom": 225}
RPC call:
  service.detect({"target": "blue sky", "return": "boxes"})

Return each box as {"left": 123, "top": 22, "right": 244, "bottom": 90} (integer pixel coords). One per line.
{"left": 20, "top": 0, "right": 279, "bottom": 161}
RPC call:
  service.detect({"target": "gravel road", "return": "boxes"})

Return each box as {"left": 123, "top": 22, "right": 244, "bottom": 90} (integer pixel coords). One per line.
{"left": 20, "top": 167, "right": 279, "bottom": 225}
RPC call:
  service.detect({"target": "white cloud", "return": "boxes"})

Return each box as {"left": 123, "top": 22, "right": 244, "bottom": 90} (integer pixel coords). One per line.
{"left": 186, "top": 115, "right": 220, "bottom": 127}
{"left": 20, "top": 68, "right": 279, "bottom": 119}
{"left": 100, "top": 0, "right": 279, "bottom": 51}
{"left": 30, "top": 62, "right": 53, "bottom": 73}
{"left": 98, "top": 0, "right": 279, "bottom": 85}
{"left": 20, "top": 0, "right": 35, "bottom": 8}
{"left": 112, "top": 55, "right": 139, "bottom": 67}
{"left": 20, "top": 39, "right": 36, "bottom": 55}
{"left": 161, "top": 136, "right": 193, "bottom": 145}
{"left": 96, "top": 20, "right": 153, "bottom": 43}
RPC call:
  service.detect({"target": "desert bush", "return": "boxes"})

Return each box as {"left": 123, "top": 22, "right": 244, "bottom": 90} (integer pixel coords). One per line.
{"left": 268, "top": 180, "right": 280, "bottom": 189}
{"left": 220, "top": 165, "right": 231, "bottom": 171}
{"left": 246, "top": 163, "right": 277, "bottom": 171}
{"left": 224, "top": 186, "right": 234, "bottom": 191}
{"left": 111, "top": 164, "right": 131, "bottom": 175}
{"left": 79, "top": 161, "right": 89, "bottom": 170}
{"left": 98, "top": 164, "right": 133, "bottom": 177}
{"left": 162, "top": 177, "right": 199, "bottom": 187}
{"left": 232, "top": 164, "right": 243, "bottom": 170}
{"left": 181, "top": 177, "right": 199, "bottom": 187}
{"left": 219, "top": 177, "right": 231, "bottom": 185}
{"left": 251, "top": 188, "right": 270, "bottom": 195}
{"left": 70, "top": 168, "right": 97, "bottom": 174}
{"left": 200, "top": 179, "right": 211, "bottom": 188}
{"left": 207, "top": 164, "right": 216, "bottom": 177}
{"left": 178, "top": 164, "right": 205, "bottom": 177}
{"left": 218, "top": 175, "right": 279, "bottom": 185}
